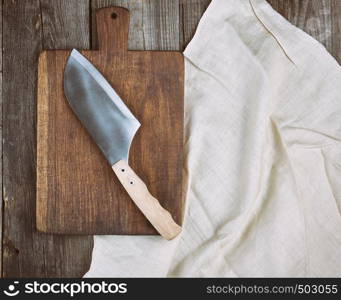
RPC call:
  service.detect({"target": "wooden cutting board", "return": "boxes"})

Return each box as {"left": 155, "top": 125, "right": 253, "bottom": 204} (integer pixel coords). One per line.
{"left": 36, "top": 7, "right": 184, "bottom": 235}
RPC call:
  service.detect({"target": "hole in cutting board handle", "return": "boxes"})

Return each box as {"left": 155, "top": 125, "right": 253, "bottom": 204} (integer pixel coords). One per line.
{"left": 111, "top": 12, "right": 118, "bottom": 19}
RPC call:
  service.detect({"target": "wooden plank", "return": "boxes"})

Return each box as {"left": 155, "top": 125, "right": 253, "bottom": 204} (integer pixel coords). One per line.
{"left": 39, "top": 0, "right": 93, "bottom": 273}
{"left": 267, "top": 0, "right": 340, "bottom": 63}
{"left": 41, "top": 0, "right": 91, "bottom": 50}
{"left": 3, "top": 0, "right": 43, "bottom": 278}
{"left": 2, "top": 0, "right": 92, "bottom": 277}
{"left": 92, "top": 0, "right": 180, "bottom": 50}
{"left": 179, "top": 0, "right": 211, "bottom": 50}
{"left": 36, "top": 7, "right": 184, "bottom": 235}
{"left": 331, "top": 0, "right": 341, "bottom": 63}
{"left": 0, "top": 0, "right": 2, "bottom": 276}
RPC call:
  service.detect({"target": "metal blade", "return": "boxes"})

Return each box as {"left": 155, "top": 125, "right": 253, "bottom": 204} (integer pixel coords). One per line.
{"left": 64, "top": 49, "right": 141, "bottom": 165}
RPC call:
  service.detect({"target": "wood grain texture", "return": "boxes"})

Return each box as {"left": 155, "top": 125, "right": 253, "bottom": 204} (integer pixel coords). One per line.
{"left": 331, "top": 0, "right": 341, "bottom": 63}
{"left": 40, "top": 0, "right": 91, "bottom": 49}
{"left": 36, "top": 7, "right": 184, "bottom": 234}
{"left": 92, "top": 0, "right": 180, "bottom": 50}
{"left": 2, "top": 0, "right": 92, "bottom": 277}
{"left": 0, "top": 0, "right": 2, "bottom": 275}
{"left": 268, "top": 0, "right": 340, "bottom": 63}
{"left": 3, "top": 0, "right": 44, "bottom": 278}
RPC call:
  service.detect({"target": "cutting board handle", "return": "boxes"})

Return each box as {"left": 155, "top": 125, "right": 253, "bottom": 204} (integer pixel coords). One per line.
{"left": 112, "top": 160, "right": 182, "bottom": 240}
{"left": 96, "top": 7, "right": 129, "bottom": 53}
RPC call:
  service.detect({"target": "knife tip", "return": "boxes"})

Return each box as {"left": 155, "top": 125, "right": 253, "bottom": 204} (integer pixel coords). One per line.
{"left": 70, "top": 48, "right": 79, "bottom": 56}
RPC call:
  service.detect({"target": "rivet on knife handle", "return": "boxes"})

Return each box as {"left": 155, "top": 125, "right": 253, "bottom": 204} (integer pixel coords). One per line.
{"left": 112, "top": 160, "right": 181, "bottom": 240}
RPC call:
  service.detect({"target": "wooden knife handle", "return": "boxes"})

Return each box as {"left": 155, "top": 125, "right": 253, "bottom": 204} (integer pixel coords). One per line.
{"left": 112, "top": 160, "right": 182, "bottom": 240}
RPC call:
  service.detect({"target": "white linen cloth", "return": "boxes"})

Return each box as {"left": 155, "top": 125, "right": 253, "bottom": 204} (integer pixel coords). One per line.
{"left": 84, "top": 0, "right": 341, "bottom": 277}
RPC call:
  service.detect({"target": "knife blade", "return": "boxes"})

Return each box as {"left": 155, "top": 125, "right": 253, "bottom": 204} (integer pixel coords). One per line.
{"left": 64, "top": 49, "right": 181, "bottom": 240}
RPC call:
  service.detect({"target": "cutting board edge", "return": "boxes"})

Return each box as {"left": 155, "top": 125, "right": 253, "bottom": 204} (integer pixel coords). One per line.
{"left": 36, "top": 51, "right": 49, "bottom": 232}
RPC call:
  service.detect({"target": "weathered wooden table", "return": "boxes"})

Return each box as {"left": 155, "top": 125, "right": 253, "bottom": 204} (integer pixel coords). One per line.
{"left": 1, "top": 0, "right": 340, "bottom": 277}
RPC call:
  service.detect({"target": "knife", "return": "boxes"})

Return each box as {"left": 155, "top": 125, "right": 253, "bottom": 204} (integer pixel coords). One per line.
{"left": 63, "top": 49, "right": 181, "bottom": 240}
